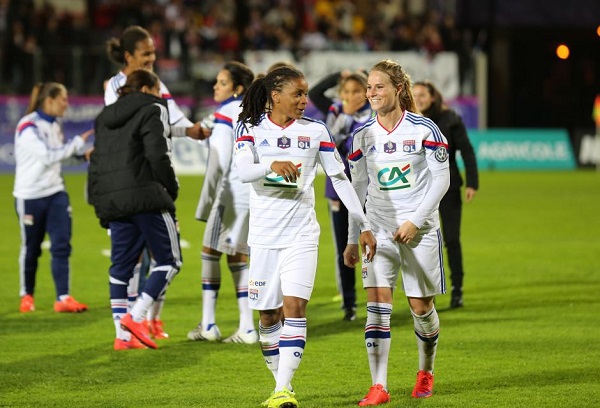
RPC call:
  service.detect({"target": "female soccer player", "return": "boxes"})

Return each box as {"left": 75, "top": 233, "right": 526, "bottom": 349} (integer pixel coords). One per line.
{"left": 89, "top": 69, "right": 182, "bottom": 351}
{"left": 187, "top": 61, "right": 258, "bottom": 344}
{"left": 309, "top": 70, "right": 373, "bottom": 321}
{"left": 344, "top": 60, "right": 450, "bottom": 406}
{"left": 234, "top": 66, "right": 376, "bottom": 408}
{"left": 412, "top": 80, "right": 479, "bottom": 308}
{"left": 104, "top": 25, "right": 209, "bottom": 343}
{"left": 14, "top": 82, "right": 92, "bottom": 314}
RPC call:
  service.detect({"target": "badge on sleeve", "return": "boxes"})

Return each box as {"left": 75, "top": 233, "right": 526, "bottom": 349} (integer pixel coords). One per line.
{"left": 334, "top": 150, "right": 343, "bottom": 163}
{"left": 435, "top": 145, "right": 449, "bottom": 162}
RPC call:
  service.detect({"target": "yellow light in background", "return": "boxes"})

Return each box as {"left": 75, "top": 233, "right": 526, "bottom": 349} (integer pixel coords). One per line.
{"left": 556, "top": 44, "right": 570, "bottom": 60}
{"left": 597, "top": 25, "right": 600, "bottom": 36}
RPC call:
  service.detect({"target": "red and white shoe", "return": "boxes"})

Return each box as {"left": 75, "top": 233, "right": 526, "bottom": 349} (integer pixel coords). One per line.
{"left": 120, "top": 313, "right": 158, "bottom": 349}
{"left": 358, "top": 384, "right": 390, "bottom": 406}
{"left": 148, "top": 319, "right": 169, "bottom": 339}
{"left": 412, "top": 370, "right": 434, "bottom": 398}
{"left": 113, "top": 337, "right": 147, "bottom": 351}
{"left": 53, "top": 295, "right": 88, "bottom": 313}
{"left": 20, "top": 294, "right": 35, "bottom": 313}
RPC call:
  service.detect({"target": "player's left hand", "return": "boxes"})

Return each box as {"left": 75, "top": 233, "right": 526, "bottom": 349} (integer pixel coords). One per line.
{"left": 343, "top": 244, "right": 359, "bottom": 267}
{"left": 359, "top": 230, "right": 376, "bottom": 262}
{"left": 465, "top": 187, "right": 477, "bottom": 203}
{"left": 186, "top": 122, "right": 211, "bottom": 140}
{"left": 393, "top": 221, "right": 418, "bottom": 244}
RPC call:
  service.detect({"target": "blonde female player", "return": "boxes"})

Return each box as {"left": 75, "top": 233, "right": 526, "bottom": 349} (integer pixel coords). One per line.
{"left": 234, "top": 66, "right": 376, "bottom": 408}
{"left": 344, "top": 60, "right": 450, "bottom": 406}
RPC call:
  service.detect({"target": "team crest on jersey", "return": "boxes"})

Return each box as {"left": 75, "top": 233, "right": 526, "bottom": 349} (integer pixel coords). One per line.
{"left": 403, "top": 140, "right": 416, "bottom": 152}
{"left": 278, "top": 136, "right": 291, "bottom": 149}
{"left": 260, "top": 139, "right": 270, "bottom": 146}
{"left": 298, "top": 136, "right": 310, "bottom": 149}
{"left": 435, "top": 145, "right": 449, "bottom": 162}
{"left": 384, "top": 140, "right": 396, "bottom": 154}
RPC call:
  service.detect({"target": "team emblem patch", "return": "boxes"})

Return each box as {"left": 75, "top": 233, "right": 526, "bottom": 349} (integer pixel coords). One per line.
{"left": 278, "top": 136, "right": 290, "bottom": 149}
{"left": 384, "top": 140, "right": 396, "bottom": 154}
{"left": 403, "top": 140, "right": 416, "bottom": 152}
{"left": 23, "top": 214, "right": 34, "bottom": 226}
{"left": 334, "top": 150, "right": 343, "bottom": 163}
{"left": 298, "top": 136, "right": 310, "bottom": 149}
{"left": 249, "top": 289, "right": 259, "bottom": 301}
{"left": 434, "top": 145, "right": 449, "bottom": 162}
{"left": 362, "top": 266, "right": 368, "bottom": 279}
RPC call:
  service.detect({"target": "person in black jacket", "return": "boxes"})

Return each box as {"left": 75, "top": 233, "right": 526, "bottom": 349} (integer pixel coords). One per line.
{"left": 88, "top": 69, "right": 181, "bottom": 350}
{"left": 413, "top": 80, "right": 479, "bottom": 308}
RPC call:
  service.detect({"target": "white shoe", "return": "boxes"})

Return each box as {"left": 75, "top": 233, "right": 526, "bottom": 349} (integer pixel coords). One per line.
{"left": 222, "top": 329, "right": 259, "bottom": 344}
{"left": 187, "top": 324, "right": 221, "bottom": 341}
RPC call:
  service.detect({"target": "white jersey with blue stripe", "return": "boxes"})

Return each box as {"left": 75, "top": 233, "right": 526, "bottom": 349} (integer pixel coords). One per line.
{"left": 13, "top": 111, "right": 86, "bottom": 199}
{"left": 348, "top": 110, "right": 450, "bottom": 237}
{"left": 196, "top": 96, "right": 249, "bottom": 220}
{"left": 104, "top": 71, "right": 192, "bottom": 127}
{"left": 234, "top": 115, "right": 345, "bottom": 248}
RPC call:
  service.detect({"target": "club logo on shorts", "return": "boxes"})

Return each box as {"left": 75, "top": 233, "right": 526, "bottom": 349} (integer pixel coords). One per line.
{"left": 278, "top": 136, "right": 290, "bottom": 149}
{"left": 403, "top": 139, "right": 416, "bottom": 152}
{"left": 435, "top": 145, "right": 449, "bottom": 162}
{"left": 298, "top": 136, "right": 310, "bottom": 149}
{"left": 23, "top": 214, "right": 34, "bottom": 226}
{"left": 362, "top": 266, "right": 368, "bottom": 279}
{"left": 384, "top": 140, "right": 396, "bottom": 154}
{"left": 249, "top": 289, "right": 259, "bottom": 300}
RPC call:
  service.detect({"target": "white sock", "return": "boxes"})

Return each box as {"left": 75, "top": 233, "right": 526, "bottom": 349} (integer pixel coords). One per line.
{"left": 275, "top": 317, "right": 306, "bottom": 392}
{"left": 412, "top": 307, "right": 439, "bottom": 373}
{"left": 365, "top": 302, "right": 393, "bottom": 388}
{"left": 146, "top": 293, "right": 165, "bottom": 321}
{"left": 111, "top": 298, "right": 130, "bottom": 340}
{"left": 259, "top": 321, "right": 282, "bottom": 383}
{"left": 131, "top": 292, "right": 154, "bottom": 323}
{"left": 127, "top": 262, "right": 141, "bottom": 311}
{"left": 201, "top": 253, "right": 221, "bottom": 328}
{"left": 229, "top": 261, "right": 254, "bottom": 332}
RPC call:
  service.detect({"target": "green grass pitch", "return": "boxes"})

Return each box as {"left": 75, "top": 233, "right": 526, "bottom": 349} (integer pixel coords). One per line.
{"left": 1, "top": 171, "right": 599, "bottom": 407}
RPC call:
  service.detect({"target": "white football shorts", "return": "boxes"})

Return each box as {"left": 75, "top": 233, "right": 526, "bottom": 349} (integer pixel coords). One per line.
{"left": 203, "top": 204, "right": 249, "bottom": 256}
{"left": 247, "top": 244, "right": 318, "bottom": 310}
{"left": 362, "top": 225, "right": 446, "bottom": 297}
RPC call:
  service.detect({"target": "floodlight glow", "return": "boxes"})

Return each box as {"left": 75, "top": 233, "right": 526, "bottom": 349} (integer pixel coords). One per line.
{"left": 556, "top": 44, "right": 570, "bottom": 60}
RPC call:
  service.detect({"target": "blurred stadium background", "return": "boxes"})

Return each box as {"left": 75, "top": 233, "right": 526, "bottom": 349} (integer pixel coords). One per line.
{"left": 0, "top": 0, "right": 599, "bottom": 173}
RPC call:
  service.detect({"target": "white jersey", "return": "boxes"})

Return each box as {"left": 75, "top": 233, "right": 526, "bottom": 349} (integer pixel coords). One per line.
{"left": 13, "top": 110, "right": 86, "bottom": 199}
{"left": 234, "top": 115, "right": 347, "bottom": 249}
{"left": 104, "top": 71, "right": 193, "bottom": 127}
{"left": 348, "top": 110, "right": 450, "bottom": 240}
{"left": 196, "top": 96, "right": 249, "bottom": 220}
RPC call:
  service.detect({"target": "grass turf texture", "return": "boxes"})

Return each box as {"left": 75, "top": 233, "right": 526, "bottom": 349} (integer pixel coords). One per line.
{"left": 0, "top": 171, "right": 599, "bottom": 407}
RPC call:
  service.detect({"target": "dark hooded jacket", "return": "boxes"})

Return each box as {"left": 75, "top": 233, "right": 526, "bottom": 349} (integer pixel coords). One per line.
{"left": 88, "top": 92, "right": 178, "bottom": 227}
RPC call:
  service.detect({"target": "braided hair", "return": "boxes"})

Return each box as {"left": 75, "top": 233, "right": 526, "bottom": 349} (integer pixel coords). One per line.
{"left": 238, "top": 66, "right": 304, "bottom": 127}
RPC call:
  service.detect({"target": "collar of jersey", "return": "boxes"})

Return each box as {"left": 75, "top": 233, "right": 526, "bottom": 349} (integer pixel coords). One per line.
{"left": 36, "top": 109, "right": 57, "bottom": 123}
